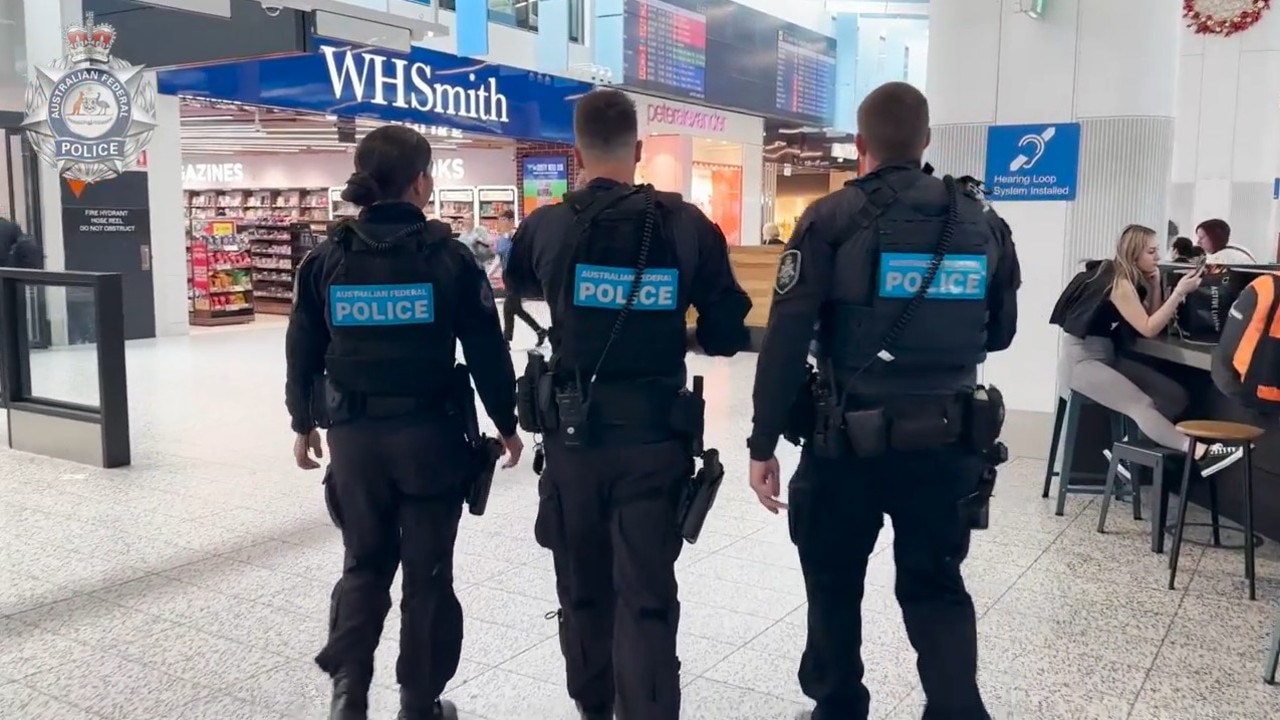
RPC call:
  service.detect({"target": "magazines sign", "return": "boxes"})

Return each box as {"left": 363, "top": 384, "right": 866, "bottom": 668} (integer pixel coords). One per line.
{"left": 23, "top": 13, "right": 156, "bottom": 184}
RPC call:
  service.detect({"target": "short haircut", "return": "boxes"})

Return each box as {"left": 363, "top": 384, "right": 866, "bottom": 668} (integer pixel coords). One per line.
{"left": 856, "top": 82, "right": 930, "bottom": 162}
{"left": 574, "top": 88, "right": 638, "bottom": 158}
{"left": 1195, "top": 218, "right": 1231, "bottom": 253}
{"left": 1171, "top": 236, "right": 1194, "bottom": 256}
{"left": 498, "top": 209, "right": 515, "bottom": 221}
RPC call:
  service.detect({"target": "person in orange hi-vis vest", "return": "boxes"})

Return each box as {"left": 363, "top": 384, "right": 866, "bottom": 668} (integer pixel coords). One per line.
{"left": 1212, "top": 271, "right": 1280, "bottom": 414}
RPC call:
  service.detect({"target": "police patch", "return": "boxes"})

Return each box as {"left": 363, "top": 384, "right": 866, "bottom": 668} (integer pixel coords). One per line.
{"left": 775, "top": 249, "right": 801, "bottom": 295}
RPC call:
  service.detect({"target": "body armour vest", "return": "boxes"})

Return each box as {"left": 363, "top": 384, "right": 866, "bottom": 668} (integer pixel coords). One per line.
{"left": 821, "top": 170, "right": 994, "bottom": 385}
{"left": 553, "top": 185, "right": 692, "bottom": 386}
{"left": 324, "top": 221, "right": 461, "bottom": 397}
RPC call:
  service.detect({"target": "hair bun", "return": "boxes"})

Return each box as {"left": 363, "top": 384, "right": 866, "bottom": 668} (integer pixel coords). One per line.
{"left": 341, "top": 171, "right": 381, "bottom": 207}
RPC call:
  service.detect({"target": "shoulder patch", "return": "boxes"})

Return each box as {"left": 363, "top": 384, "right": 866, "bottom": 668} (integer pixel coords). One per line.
{"left": 775, "top": 249, "right": 802, "bottom": 295}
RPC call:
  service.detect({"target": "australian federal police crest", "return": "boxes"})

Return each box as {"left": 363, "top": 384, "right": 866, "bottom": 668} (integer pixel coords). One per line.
{"left": 22, "top": 13, "right": 156, "bottom": 184}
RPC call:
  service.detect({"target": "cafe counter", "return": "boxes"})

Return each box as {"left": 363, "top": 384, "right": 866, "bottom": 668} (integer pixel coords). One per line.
{"left": 1070, "top": 334, "right": 1280, "bottom": 541}
{"left": 687, "top": 245, "right": 782, "bottom": 350}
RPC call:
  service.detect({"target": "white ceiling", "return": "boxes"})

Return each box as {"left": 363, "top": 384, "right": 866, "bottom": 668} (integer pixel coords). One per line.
{"left": 178, "top": 97, "right": 513, "bottom": 155}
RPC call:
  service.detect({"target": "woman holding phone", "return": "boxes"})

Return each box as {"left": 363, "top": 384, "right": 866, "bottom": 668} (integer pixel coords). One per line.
{"left": 1052, "top": 224, "right": 1244, "bottom": 476}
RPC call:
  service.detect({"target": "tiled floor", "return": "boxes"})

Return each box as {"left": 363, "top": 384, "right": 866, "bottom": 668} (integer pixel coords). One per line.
{"left": 2, "top": 309, "right": 1279, "bottom": 719}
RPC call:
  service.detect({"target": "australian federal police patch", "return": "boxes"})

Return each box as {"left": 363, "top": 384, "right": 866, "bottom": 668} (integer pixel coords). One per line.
{"left": 22, "top": 13, "right": 156, "bottom": 184}
{"left": 775, "top": 249, "right": 801, "bottom": 295}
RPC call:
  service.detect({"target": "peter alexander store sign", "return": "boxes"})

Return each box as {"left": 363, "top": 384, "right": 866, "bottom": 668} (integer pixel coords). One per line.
{"left": 645, "top": 101, "right": 727, "bottom": 134}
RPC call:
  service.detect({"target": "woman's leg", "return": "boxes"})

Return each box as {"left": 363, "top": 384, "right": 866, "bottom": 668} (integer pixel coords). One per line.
{"left": 1114, "top": 357, "right": 1190, "bottom": 421}
{"left": 1068, "top": 358, "right": 1188, "bottom": 451}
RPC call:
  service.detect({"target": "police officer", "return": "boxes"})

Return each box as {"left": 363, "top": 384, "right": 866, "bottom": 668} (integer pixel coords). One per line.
{"left": 747, "top": 82, "right": 1020, "bottom": 720}
{"left": 285, "top": 125, "right": 523, "bottom": 720}
{"left": 503, "top": 88, "right": 751, "bottom": 720}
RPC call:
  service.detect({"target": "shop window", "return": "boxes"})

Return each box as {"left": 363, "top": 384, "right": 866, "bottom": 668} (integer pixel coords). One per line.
{"left": 434, "top": 0, "right": 584, "bottom": 43}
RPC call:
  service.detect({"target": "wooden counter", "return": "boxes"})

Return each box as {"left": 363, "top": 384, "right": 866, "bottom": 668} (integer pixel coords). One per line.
{"left": 688, "top": 245, "right": 782, "bottom": 349}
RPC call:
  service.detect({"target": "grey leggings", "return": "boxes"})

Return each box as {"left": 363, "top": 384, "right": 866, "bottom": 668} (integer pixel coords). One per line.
{"left": 1060, "top": 335, "right": 1190, "bottom": 450}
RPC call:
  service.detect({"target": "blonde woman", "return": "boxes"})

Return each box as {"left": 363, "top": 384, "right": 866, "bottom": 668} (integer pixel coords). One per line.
{"left": 1053, "top": 224, "right": 1243, "bottom": 476}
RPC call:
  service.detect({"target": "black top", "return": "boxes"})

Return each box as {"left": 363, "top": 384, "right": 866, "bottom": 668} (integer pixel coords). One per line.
{"left": 1050, "top": 261, "right": 1147, "bottom": 341}
{"left": 285, "top": 202, "right": 518, "bottom": 436}
{"left": 746, "top": 162, "right": 1022, "bottom": 462}
{"left": 503, "top": 178, "right": 752, "bottom": 379}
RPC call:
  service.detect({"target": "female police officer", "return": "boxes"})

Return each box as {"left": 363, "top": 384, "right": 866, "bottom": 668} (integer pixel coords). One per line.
{"left": 285, "top": 125, "right": 523, "bottom": 720}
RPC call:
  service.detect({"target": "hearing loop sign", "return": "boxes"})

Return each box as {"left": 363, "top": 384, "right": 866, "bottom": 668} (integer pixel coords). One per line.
{"left": 983, "top": 122, "right": 1080, "bottom": 202}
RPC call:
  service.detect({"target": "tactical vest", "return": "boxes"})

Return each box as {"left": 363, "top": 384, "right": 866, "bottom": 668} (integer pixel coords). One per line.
{"left": 822, "top": 170, "right": 993, "bottom": 384}
{"left": 324, "top": 222, "right": 460, "bottom": 397}
{"left": 552, "top": 184, "right": 693, "bottom": 385}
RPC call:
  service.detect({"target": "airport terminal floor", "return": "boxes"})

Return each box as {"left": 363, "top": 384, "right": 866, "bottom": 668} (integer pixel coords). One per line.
{"left": 1, "top": 306, "right": 1278, "bottom": 720}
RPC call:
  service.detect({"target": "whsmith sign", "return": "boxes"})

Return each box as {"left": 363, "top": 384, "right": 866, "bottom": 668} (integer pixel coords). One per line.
{"left": 321, "top": 46, "right": 509, "bottom": 123}
{"left": 155, "top": 39, "right": 590, "bottom": 143}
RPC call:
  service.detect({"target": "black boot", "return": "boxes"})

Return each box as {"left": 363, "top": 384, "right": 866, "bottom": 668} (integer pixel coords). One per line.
{"left": 397, "top": 688, "right": 457, "bottom": 720}
{"left": 328, "top": 670, "right": 370, "bottom": 720}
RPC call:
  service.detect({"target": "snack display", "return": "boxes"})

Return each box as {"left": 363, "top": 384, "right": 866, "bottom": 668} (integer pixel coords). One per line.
{"left": 187, "top": 220, "right": 256, "bottom": 325}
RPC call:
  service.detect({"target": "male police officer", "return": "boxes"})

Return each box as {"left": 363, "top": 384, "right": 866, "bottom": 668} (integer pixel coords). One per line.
{"left": 747, "top": 82, "right": 1020, "bottom": 720}
{"left": 503, "top": 88, "right": 751, "bottom": 720}
{"left": 286, "top": 125, "right": 522, "bottom": 720}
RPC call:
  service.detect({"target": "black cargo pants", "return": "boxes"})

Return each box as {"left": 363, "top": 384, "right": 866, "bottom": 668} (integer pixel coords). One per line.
{"left": 316, "top": 412, "right": 471, "bottom": 702}
{"left": 788, "top": 444, "right": 991, "bottom": 720}
{"left": 534, "top": 436, "right": 688, "bottom": 720}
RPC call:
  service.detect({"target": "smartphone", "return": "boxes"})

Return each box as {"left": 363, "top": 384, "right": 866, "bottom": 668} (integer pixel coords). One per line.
{"left": 1194, "top": 254, "right": 1209, "bottom": 273}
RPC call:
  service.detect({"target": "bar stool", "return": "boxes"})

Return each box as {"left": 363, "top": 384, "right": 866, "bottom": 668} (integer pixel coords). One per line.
{"left": 1044, "top": 390, "right": 1127, "bottom": 516}
{"left": 1096, "top": 439, "right": 1182, "bottom": 532}
{"left": 1265, "top": 603, "right": 1279, "bottom": 684}
{"left": 1167, "top": 420, "right": 1266, "bottom": 600}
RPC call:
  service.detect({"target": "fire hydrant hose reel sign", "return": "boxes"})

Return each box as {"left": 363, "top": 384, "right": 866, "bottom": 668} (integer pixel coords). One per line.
{"left": 983, "top": 122, "right": 1081, "bottom": 202}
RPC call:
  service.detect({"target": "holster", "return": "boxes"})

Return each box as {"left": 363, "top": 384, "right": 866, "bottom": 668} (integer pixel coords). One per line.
{"left": 517, "top": 351, "right": 551, "bottom": 434}
{"left": 840, "top": 394, "right": 967, "bottom": 458}
{"left": 674, "top": 377, "right": 722, "bottom": 544}
{"left": 451, "top": 364, "right": 504, "bottom": 517}
{"left": 783, "top": 367, "right": 818, "bottom": 448}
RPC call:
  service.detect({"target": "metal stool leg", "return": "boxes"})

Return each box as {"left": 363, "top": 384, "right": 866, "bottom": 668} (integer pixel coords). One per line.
{"left": 1055, "top": 395, "right": 1081, "bottom": 517}
{"left": 1168, "top": 438, "right": 1197, "bottom": 589}
{"left": 1208, "top": 477, "right": 1222, "bottom": 547}
{"left": 1133, "top": 460, "right": 1152, "bottom": 522}
{"left": 1044, "top": 396, "right": 1067, "bottom": 498}
{"left": 1265, "top": 605, "right": 1280, "bottom": 683}
{"left": 1098, "top": 451, "right": 1122, "bottom": 533}
{"left": 1244, "top": 443, "right": 1257, "bottom": 602}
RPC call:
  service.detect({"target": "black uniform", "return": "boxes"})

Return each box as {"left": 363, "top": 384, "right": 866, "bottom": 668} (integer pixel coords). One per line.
{"left": 503, "top": 180, "right": 750, "bottom": 720}
{"left": 748, "top": 163, "right": 1020, "bottom": 720}
{"left": 285, "top": 202, "right": 518, "bottom": 717}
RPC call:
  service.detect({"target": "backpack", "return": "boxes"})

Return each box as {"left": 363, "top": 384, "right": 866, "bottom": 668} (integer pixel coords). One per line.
{"left": 1225, "top": 272, "right": 1280, "bottom": 413}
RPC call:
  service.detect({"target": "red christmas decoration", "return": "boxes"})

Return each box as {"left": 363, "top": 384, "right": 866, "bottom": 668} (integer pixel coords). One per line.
{"left": 1184, "top": 0, "right": 1271, "bottom": 37}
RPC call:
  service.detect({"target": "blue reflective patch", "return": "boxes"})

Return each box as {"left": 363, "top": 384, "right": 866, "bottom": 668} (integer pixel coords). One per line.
{"left": 573, "top": 264, "right": 678, "bottom": 310}
{"left": 877, "top": 254, "right": 988, "bottom": 300}
{"left": 329, "top": 283, "right": 435, "bottom": 325}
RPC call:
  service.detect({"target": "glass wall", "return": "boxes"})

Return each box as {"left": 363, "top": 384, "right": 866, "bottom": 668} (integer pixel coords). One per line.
{"left": 435, "top": 0, "right": 586, "bottom": 43}
{"left": 0, "top": 0, "right": 25, "bottom": 114}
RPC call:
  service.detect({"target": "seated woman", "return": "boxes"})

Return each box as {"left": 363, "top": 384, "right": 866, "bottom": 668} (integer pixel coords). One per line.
{"left": 1167, "top": 236, "right": 1203, "bottom": 263}
{"left": 1196, "top": 218, "right": 1256, "bottom": 264}
{"left": 1051, "top": 224, "right": 1244, "bottom": 476}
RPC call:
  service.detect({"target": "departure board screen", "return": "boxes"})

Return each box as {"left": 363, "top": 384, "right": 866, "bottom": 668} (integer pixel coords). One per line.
{"left": 623, "top": 0, "right": 707, "bottom": 98}
{"left": 622, "top": 0, "right": 836, "bottom": 125}
{"left": 775, "top": 30, "right": 836, "bottom": 122}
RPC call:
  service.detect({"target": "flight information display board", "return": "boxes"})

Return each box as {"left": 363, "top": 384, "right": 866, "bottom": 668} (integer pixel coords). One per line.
{"left": 622, "top": 0, "right": 836, "bottom": 125}
{"left": 623, "top": 0, "right": 708, "bottom": 98}
{"left": 776, "top": 29, "right": 836, "bottom": 122}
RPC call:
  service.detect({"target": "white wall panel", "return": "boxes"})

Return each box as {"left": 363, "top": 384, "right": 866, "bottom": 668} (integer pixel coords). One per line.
{"left": 1074, "top": 0, "right": 1178, "bottom": 119}
{"left": 1172, "top": 53, "right": 1203, "bottom": 183}
{"left": 925, "top": 0, "right": 1001, "bottom": 126}
{"left": 996, "top": 3, "right": 1077, "bottom": 124}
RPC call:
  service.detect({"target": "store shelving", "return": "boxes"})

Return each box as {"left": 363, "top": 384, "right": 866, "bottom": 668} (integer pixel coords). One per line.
{"left": 252, "top": 221, "right": 323, "bottom": 315}
{"left": 184, "top": 187, "right": 331, "bottom": 222}
{"left": 188, "top": 220, "right": 255, "bottom": 326}
{"left": 435, "top": 187, "right": 476, "bottom": 231}
{"left": 477, "top": 186, "right": 518, "bottom": 232}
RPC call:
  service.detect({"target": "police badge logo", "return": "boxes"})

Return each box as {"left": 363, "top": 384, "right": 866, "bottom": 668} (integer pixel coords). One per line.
{"left": 22, "top": 13, "right": 156, "bottom": 184}
{"left": 775, "top": 249, "right": 801, "bottom": 294}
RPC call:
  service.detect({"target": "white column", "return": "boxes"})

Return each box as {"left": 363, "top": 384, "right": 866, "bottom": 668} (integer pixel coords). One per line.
{"left": 740, "top": 141, "right": 763, "bottom": 248}
{"left": 149, "top": 91, "right": 189, "bottom": 337}
{"left": 24, "top": 0, "right": 82, "bottom": 346}
{"left": 1174, "top": 13, "right": 1280, "bottom": 262}
{"left": 927, "top": 0, "right": 1181, "bottom": 413}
